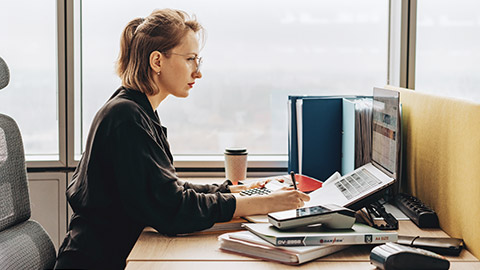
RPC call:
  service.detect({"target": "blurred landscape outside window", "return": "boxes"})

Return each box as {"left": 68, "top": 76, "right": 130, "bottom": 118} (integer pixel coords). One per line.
{"left": 416, "top": 0, "right": 480, "bottom": 103}
{"left": 0, "top": 1, "right": 58, "bottom": 161}
{"left": 77, "top": 0, "right": 388, "bottom": 159}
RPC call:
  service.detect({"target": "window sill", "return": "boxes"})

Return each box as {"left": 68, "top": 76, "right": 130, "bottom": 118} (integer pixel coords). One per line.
{"left": 25, "top": 154, "right": 288, "bottom": 177}
{"left": 173, "top": 155, "right": 288, "bottom": 178}
{"left": 172, "top": 155, "right": 287, "bottom": 168}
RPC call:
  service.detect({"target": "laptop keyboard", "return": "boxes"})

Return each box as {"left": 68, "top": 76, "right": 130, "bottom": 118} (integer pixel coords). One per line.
{"left": 334, "top": 168, "right": 382, "bottom": 200}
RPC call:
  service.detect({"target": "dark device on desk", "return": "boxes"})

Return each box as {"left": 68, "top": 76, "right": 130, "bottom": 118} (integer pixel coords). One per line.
{"left": 370, "top": 242, "right": 450, "bottom": 270}
{"left": 268, "top": 204, "right": 356, "bottom": 230}
{"left": 398, "top": 235, "right": 464, "bottom": 256}
{"left": 304, "top": 88, "right": 402, "bottom": 230}
{"left": 395, "top": 193, "right": 439, "bottom": 228}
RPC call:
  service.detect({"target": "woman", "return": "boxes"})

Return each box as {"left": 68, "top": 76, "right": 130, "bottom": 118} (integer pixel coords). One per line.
{"left": 54, "top": 9, "right": 309, "bottom": 269}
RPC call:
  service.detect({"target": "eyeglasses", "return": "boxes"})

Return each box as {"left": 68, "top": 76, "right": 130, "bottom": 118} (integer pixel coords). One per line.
{"left": 161, "top": 51, "right": 203, "bottom": 73}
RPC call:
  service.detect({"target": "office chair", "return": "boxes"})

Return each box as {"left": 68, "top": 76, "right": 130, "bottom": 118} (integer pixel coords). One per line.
{"left": 0, "top": 56, "right": 56, "bottom": 269}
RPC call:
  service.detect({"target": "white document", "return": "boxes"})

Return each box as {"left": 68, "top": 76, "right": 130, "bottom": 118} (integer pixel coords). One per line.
{"left": 305, "top": 171, "right": 341, "bottom": 207}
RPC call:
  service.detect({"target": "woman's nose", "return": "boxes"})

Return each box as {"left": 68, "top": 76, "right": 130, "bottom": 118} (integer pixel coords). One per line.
{"left": 194, "top": 70, "right": 202, "bottom": 79}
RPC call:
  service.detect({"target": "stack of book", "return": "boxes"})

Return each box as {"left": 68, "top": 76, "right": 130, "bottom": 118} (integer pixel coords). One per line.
{"left": 218, "top": 223, "right": 397, "bottom": 265}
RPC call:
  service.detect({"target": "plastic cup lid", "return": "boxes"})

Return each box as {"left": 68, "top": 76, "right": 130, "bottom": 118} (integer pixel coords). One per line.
{"left": 224, "top": 147, "right": 248, "bottom": 155}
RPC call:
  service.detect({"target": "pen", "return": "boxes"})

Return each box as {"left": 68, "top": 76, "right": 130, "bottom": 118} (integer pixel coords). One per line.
{"left": 290, "top": 171, "right": 298, "bottom": 190}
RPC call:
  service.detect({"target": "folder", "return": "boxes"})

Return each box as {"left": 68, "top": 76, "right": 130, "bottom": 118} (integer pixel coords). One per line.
{"left": 243, "top": 222, "right": 398, "bottom": 247}
{"left": 288, "top": 95, "right": 372, "bottom": 181}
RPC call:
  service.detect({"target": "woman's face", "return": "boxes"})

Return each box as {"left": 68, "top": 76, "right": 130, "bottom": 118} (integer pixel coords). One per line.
{"left": 157, "top": 30, "right": 202, "bottom": 98}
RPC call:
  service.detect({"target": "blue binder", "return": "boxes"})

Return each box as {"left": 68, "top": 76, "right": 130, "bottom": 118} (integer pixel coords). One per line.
{"left": 288, "top": 95, "right": 372, "bottom": 181}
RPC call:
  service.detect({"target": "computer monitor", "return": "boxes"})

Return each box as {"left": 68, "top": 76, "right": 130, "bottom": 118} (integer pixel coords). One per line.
{"left": 371, "top": 87, "right": 401, "bottom": 181}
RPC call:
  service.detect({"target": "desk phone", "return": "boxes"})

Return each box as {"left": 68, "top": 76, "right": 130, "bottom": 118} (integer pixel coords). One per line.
{"left": 268, "top": 204, "right": 356, "bottom": 230}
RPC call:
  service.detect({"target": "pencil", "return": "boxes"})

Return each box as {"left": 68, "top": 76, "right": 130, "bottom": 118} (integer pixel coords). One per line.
{"left": 290, "top": 171, "right": 298, "bottom": 190}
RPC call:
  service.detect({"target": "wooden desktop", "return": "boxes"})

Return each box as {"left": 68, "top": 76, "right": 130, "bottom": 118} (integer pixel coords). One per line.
{"left": 125, "top": 179, "right": 480, "bottom": 269}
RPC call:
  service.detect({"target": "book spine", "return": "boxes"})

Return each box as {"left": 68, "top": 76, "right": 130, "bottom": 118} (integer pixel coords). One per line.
{"left": 287, "top": 97, "right": 298, "bottom": 173}
{"left": 276, "top": 234, "right": 397, "bottom": 246}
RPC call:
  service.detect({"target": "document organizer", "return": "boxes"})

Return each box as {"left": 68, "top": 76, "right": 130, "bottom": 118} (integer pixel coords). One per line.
{"left": 288, "top": 95, "right": 373, "bottom": 181}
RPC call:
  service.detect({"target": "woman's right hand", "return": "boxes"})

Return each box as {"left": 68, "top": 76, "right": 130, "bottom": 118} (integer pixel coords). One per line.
{"left": 233, "top": 188, "right": 310, "bottom": 217}
{"left": 264, "top": 189, "right": 311, "bottom": 213}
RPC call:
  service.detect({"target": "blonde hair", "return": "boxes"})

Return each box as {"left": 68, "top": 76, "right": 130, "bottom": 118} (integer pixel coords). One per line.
{"left": 116, "top": 9, "right": 203, "bottom": 95}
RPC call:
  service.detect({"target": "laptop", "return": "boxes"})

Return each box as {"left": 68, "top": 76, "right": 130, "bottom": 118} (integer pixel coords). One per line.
{"left": 306, "top": 87, "right": 401, "bottom": 211}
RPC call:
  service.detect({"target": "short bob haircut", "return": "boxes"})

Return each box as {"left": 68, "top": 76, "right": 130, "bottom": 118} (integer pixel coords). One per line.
{"left": 116, "top": 9, "right": 203, "bottom": 96}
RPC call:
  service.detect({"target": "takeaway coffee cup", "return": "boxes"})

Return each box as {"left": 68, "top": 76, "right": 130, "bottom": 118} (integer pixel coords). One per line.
{"left": 224, "top": 147, "right": 248, "bottom": 184}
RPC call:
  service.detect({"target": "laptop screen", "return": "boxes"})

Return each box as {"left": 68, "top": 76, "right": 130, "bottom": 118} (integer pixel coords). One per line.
{"left": 371, "top": 87, "right": 401, "bottom": 179}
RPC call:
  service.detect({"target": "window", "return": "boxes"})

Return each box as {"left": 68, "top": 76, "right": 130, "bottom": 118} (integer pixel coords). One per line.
{"left": 0, "top": 1, "right": 60, "bottom": 161}
{"left": 76, "top": 0, "right": 389, "bottom": 161}
{"left": 415, "top": 0, "right": 480, "bottom": 102}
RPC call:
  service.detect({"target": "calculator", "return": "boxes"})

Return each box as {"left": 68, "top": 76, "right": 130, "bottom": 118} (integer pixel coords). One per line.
{"left": 239, "top": 180, "right": 289, "bottom": 196}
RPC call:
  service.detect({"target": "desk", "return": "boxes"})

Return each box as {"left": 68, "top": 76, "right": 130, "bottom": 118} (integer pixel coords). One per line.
{"left": 126, "top": 220, "right": 480, "bottom": 270}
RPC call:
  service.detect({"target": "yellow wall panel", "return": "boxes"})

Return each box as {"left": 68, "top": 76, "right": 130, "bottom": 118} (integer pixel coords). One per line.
{"left": 389, "top": 86, "right": 480, "bottom": 258}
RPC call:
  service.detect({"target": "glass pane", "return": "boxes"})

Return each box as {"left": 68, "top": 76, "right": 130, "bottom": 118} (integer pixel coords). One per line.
{"left": 77, "top": 0, "right": 388, "bottom": 158}
{"left": 416, "top": 0, "right": 480, "bottom": 102}
{"left": 0, "top": 1, "right": 59, "bottom": 161}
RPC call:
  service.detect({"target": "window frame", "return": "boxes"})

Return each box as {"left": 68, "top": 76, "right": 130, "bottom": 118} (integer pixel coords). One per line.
{"left": 26, "top": 0, "right": 68, "bottom": 169}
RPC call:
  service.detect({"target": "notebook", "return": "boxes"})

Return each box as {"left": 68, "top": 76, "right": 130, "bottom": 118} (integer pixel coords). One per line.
{"left": 218, "top": 230, "right": 348, "bottom": 265}
{"left": 305, "top": 87, "right": 401, "bottom": 211}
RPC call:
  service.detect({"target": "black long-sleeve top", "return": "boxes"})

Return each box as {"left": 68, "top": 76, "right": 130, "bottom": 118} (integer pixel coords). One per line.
{"left": 58, "top": 87, "right": 236, "bottom": 269}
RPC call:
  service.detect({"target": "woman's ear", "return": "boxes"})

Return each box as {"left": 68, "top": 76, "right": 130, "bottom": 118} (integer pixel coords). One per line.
{"left": 149, "top": 51, "right": 162, "bottom": 74}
